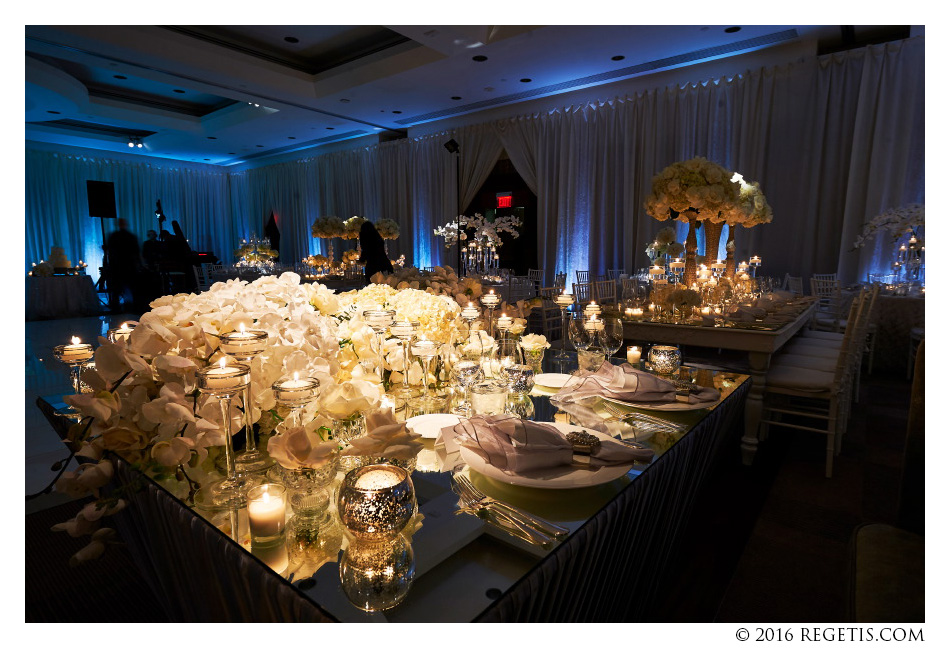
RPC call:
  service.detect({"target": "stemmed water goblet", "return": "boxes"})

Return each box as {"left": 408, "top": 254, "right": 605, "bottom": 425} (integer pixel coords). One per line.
{"left": 568, "top": 314, "right": 593, "bottom": 354}
{"left": 389, "top": 320, "right": 421, "bottom": 397}
{"left": 451, "top": 354, "right": 483, "bottom": 416}
{"left": 363, "top": 308, "right": 396, "bottom": 381}
{"left": 601, "top": 317, "right": 624, "bottom": 363}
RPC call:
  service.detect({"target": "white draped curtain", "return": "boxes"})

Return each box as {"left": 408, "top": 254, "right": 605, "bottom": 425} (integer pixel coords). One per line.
{"left": 25, "top": 37, "right": 923, "bottom": 288}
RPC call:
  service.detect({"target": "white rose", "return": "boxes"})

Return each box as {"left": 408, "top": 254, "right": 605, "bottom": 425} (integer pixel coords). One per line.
{"left": 320, "top": 379, "right": 382, "bottom": 420}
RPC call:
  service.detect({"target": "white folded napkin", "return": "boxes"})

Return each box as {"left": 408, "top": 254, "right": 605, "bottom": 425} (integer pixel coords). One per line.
{"left": 551, "top": 362, "right": 719, "bottom": 407}
{"left": 447, "top": 414, "right": 652, "bottom": 474}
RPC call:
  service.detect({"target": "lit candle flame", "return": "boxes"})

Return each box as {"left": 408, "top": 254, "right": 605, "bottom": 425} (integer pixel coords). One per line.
{"left": 70, "top": 336, "right": 81, "bottom": 345}
{"left": 293, "top": 371, "right": 299, "bottom": 381}
{"left": 120, "top": 322, "right": 130, "bottom": 331}
{"left": 239, "top": 322, "right": 246, "bottom": 333}
{"left": 219, "top": 358, "right": 226, "bottom": 369}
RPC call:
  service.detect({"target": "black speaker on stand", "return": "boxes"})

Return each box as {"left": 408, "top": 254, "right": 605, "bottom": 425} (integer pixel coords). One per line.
{"left": 86, "top": 180, "right": 117, "bottom": 291}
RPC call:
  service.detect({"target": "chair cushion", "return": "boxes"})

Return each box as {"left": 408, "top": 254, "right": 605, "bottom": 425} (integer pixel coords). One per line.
{"left": 766, "top": 364, "right": 834, "bottom": 391}
{"left": 771, "top": 352, "right": 838, "bottom": 373}
{"left": 802, "top": 330, "right": 845, "bottom": 341}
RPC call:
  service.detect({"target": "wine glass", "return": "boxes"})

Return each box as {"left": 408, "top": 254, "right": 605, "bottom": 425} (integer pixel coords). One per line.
{"left": 495, "top": 339, "right": 523, "bottom": 387}
{"left": 363, "top": 309, "right": 396, "bottom": 380}
{"left": 568, "top": 315, "right": 592, "bottom": 352}
{"left": 451, "top": 358, "right": 482, "bottom": 416}
{"left": 389, "top": 320, "right": 421, "bottom": 396}
{"left": 602, "top": 317, "right": 624, "bottom": 361}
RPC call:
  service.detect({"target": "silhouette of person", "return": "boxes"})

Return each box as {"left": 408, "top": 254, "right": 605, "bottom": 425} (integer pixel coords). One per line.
{"left": 358, "top": 221, "right": 393, "bottom": 282}
{"left": 142, "top": 229, "right": 162, "bottom": 270}
{"left": 105, "top": 218, "right": 141, "bottom": 310}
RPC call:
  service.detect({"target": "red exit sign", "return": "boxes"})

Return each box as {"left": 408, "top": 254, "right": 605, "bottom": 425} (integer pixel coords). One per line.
{"left": 496, "top": 192, "right": 512, "bottom": 208}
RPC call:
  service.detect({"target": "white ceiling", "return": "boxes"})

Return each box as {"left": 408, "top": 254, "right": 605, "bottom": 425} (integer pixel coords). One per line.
{"left": 26, "top": 24, "right": 896, "bottom": 167}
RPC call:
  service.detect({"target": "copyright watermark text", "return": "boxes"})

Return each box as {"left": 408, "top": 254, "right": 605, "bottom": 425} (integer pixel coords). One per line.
{"left": 733, "top": 627, "right": 924, "bottom": 642}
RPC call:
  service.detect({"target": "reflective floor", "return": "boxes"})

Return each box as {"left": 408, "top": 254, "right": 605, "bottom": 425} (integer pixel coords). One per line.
{"left": 25, "top": 312, "right": 139, "bottom": 511}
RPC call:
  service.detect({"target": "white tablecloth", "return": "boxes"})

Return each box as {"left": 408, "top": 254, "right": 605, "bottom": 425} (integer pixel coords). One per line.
{"left": 26, "top": 275, "right": 102, "bottom": 320}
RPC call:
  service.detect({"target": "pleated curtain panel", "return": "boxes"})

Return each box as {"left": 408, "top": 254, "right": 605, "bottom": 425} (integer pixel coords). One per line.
{"left": 26, "top": 37, "right": 923, "bottom": 286}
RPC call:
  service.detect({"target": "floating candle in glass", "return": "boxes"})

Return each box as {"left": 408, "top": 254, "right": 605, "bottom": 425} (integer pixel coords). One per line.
{"left": 554, "top": 291, "right": 574, "bottom": 307}
{"left": 107, "top": 321, "right": 135, "bottom": 346}
{"left": 461, "top": 302, "right": 480, "bottom": 320}
{"left": 480, "top": 290, "right": 499, "bottom": 306}
{"left": 219, "top": 323, "right": 267, "bottom": 357}
{"left": 54, "top": 336, "right": 94, "bottom": 363}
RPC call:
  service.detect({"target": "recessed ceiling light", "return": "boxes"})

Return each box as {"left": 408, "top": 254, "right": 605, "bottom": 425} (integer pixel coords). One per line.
{"left": 611, "top": 55, "right": 625, "bottom": 61}
{"left": 47, "top": 110, "right": 60, "bottom": 114}
{"left": 340, "top": 98, "right": 351, "bottom": 103}
{"left": 724, "top": 26, "right": 741, "bottom": 33}
{"left": 207, "top": 136, "right": 217, "bottom": 140}
{"left": 228, "top": 152, "right": 235, "bottom": 155}
{"left": 520, "top": 78, "right": 532, "bottom": 83}
{"left": 484, "top": 87, "right": 494, "bottom": 92}
{"left": 451, "top": 96, "right": 462, "bottom": 101}
{"left": 392, "top": 110, "right": 402, "bottom": 114}
{"left": 326, "top": 127, "right": 335, "bottom": 130}
{"left": 288, "top": 136, "right": 296, "bottom": 140}
{"left": 113, "top": 75, "right": 127, "bottom": 80}
{"left": 284, "top": 36, "right": 299, "bottom": 43}
{"left": 173, "top": 89, "right": 185, "bottom": 94}
{"left": 256, "top": 145, "right": 264, "bottom": 148}
{"left": 472, "top": 55, "right": 488, "bottom": 62}
{"left": 203, "top": 159, "right": 210, "bottom": 161}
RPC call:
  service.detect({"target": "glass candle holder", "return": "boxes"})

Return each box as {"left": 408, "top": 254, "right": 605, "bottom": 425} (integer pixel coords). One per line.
{"left": 626, "top": 345, "right": 642, "bottom": 366}
{"left": 218, "top": 326, "right": 271, "bottom": 474}
{"left": 479, "top": 292, "right": 499, "bottom": 337}
{"left": 409, "top": 338, "right": 443, "bottom": 411}
{"left": 53, "top": 337, "right": 95, "bottom": 421}
{"left": 389, "top": 320, "right": 421, "bottom": 397}
{"left": 338, "top": 464, "right": 416, "bottom": 539}
{"left": 194, "top": 360, "right": 257, "bottom": 511}
{"left": 272, "top": 374, "right": 319, "bottom": 426}
{"left": 502, "top": 364, "right": 535, "bottom": 394}
{"left": 553, "top": 292, "right": 574, "bottom": 359}
{"left": 363, "top": 308, "right": 396, "bottom": 381}
{"left": 470, "top": 380, "right": 507, "bottom": 415}
{"left": 340, "top": 535, "right": 415, "bottom": 612}
{"left": 106, "top": 322, "right": 135, "bottom": 347}
{"left": 648, "top": 345, "right": 682, "bottom": 377}
{"left": 247, "top": 483, "right": 287, "bottom": 543}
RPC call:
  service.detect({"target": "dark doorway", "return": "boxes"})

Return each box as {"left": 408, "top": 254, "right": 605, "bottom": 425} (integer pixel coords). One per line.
{"left": 467, "top": 155, "right": 537, "bottom": 275}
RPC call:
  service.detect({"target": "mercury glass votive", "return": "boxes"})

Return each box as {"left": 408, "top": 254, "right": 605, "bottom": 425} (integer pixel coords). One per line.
{"left": 339, "top": 534, "right": 415, "bottom": 612}
{"left": 502, "top": 364, "right": 535, "bottom": 394}
{"left": 338, "top": 464, "right": 416, "bottom": 539}
{"left": 648, "top": 345, "right": 682, "bottom": 378}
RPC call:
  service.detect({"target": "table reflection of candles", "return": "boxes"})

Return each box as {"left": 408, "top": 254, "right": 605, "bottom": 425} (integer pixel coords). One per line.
{"left": 584, "top": 300, "right": 601, "bottom": 317}
{"left": 626, "top": 345, "right": 642, "bottom": 365}
{"left": 583, "top": 314, "right": 605, "bottom": 331}
{"left": 340, "top": 535, "right": 415, "bottom": 612}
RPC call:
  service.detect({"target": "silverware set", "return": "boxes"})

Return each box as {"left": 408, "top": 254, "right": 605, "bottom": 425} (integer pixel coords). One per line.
{"left": 600, "top": 400, "right": 688, "bottom": 434}
{"left": 451, "top": 471, "right": 568, "bottom": 547}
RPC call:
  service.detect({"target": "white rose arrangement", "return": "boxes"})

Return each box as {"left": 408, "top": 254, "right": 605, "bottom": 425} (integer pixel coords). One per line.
{"left": 519, "top": 333, "right": 551, "bottom": 352}
{"left": 644, "top": 157, "right": 740, "bottom": 224}
{"left": 730, "top": 173, "right": 773, "bottom": 228}
{"left": 342, "top": 216, "right": 367, "bottom": 240}
{"left": 311, "top": 216, "right": 345, "bottom": 239}
{"left": 376, "top": 218, "right": 400, "bottom": 240}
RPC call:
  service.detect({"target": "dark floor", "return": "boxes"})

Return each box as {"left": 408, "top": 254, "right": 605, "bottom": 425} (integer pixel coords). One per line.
{"left": 24, "top": 345, "right": 914, "bottom": 623}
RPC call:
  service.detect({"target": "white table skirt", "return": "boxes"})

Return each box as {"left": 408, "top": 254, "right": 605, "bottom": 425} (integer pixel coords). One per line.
{"left": 26, "top": 275, "right": 102, "bottom": 320}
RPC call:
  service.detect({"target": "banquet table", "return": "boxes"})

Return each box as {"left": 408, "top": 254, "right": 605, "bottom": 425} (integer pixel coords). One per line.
{"left": 622, "top": 299, "right": 817, "bottom": 466}
{"left": 41, "top": 359, "right": 750, "bottom": 622}
{"left": 25, "top": 274, "right": 102, "bottom": 320}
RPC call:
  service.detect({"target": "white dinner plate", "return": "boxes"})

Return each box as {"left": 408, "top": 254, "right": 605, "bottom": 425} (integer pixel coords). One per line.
{"left": 533, "top": 373, "right": 572, "bottom": 389}
{"left": 601, "top": 394, "right": 718, "bottom": 412}
{"left": 405, "top": 413, "right": 462, "bottom": 439}
{"left": 460, "top": 423, "right": 636, "bottom": 489}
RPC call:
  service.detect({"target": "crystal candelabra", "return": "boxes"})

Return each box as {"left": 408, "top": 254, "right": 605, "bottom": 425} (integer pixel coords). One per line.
{"left": 363, "top": 309, "right": 397, "bottom": 381}
{"left": 53, "top": 336, "right": 95, "bottom": 421}
{"left": 462, "top": 240, "right": 500, "bottom": 276}
{"left": 479, "top": 291, "right": 500, "bottom": 338}
{"left": 553, "top": 291, "right": 574, "bottom": 359}
{"left": 389, "top": 320, "right": 421, "bottom": 396}
{"left": 194, "top": 360, "right": 258, "bottom": 514}
{"left": 218, "top": 325, "right": 272, "bottom": 474}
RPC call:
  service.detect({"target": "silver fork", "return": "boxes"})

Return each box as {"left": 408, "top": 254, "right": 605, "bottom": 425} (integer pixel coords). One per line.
{"left": 451, "top": 476, "right": 554, "bottom": 546}
{"left": 455, "top": 473, "right": 569, "bottom": 539}
{"left": 600, "top": 400, "right": 686, "bottom": 433}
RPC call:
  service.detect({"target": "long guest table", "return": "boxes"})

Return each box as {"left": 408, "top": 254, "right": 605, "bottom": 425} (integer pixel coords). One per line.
{"left": 44, "top": 360, "right": 750, "bottom": 622}
{"left": 622, "top": 299, "right": 816, "bottom": 466}
{"left": 26, "top": 275, "right": 102, "bottom": 320}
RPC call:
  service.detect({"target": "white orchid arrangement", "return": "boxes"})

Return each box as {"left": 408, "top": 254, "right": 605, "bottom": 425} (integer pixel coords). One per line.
{"left": 376, "top": 218, "right": 400, "bottom": 240}
{"left": 434, "top": 213, "right": 522, "bottom": 248}
{"left": 852, "top": 204, "right": 925, "bottom": 249}
{"left": 644, "top": 157, "right": 740, "bottom": 224}
{"left": 311, "top": 216, "right": 345, "bottom": 239}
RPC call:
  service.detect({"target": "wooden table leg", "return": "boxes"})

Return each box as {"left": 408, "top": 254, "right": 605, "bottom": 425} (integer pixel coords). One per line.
{"left": 741, "top": 350, "right": 771, "bottom": 465}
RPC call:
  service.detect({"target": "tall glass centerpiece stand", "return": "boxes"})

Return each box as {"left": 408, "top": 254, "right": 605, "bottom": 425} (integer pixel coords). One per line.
{"left": 363, "top": 309, "right": 397, "bottom": 382}
{"left": 218, "top": 325, "right": 273, "bottom": 474}
{"left": 495, "top": 313, "right": 512, "bottom": 342}
{"left": 389, "top": 320, "right": 421, "bottom": 398}
{"left": 53, "top": 336, "right": 95, "bottom": 421}
{"left": 480, "top": 291, "right": 500, "bottom": 338}
{"left": 409, "top": 338, "right": 443, "bottom": 414}
{"left": 272, "top": 373, "right": 320, "bottom": 427}
{"left": 553, "top": 290, "right": 574, "bottom": 359}
{"left": 194, "top": 360, "right": 259, "bottom": 524}
{"left": 749, "top": 256, "right": 761, "bottom": 278}
{"left": 669, "top": 259, "right": 685, "bottom": 286}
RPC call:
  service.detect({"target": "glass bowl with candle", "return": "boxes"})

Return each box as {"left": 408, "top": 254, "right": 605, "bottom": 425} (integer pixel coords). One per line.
{"left": 340, "top": 534, "right": 415, "bottom": 612}
{"left": 647, "top": 345, "right": 682, "bottom": 378}
{"left": 106, "top": 321, "right": 136, "bottom": 347}
{"left": 338, "top": 464, "right": 416, "bottom": 539}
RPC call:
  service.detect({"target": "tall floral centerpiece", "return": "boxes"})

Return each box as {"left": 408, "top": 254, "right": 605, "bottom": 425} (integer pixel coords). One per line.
{"left": 343, "top": 216, "right": 367, "bottom": 256}
{"left": 311, "top": 216, "right": 345, "bottom": 266}
{"left": 852, "top": 204, "right": 925, "bottom": 282}
{"left": 644, "top": 157, "right": 739, "bottom": 284}
{"left": 376, "top": 218, "right": 400, "bottom": 257}
{"left": 724, "top": 173, "right": 773, "bottom": 277}
{"left": 435, "top": 213, "right": 522, "bottom": 275}
{"left": 235, "top": 235, "right": 279, "bottom": 272}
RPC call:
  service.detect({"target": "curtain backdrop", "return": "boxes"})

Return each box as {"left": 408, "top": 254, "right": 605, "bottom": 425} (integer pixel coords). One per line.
{"left": 25, "top": 37, "right": 923, "bottom": 288}
{"left": 25, "top": 149, "right": 233, "bottom": 283}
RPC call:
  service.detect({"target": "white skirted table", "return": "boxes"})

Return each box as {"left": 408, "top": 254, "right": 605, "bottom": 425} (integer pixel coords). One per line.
{"left": 26, "top": 275, "right": 102, "bottom": 320}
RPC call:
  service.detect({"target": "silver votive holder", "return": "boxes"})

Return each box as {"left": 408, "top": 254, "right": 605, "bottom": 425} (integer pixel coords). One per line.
{"left": 337, "top": 464, "right": 416, "bottom": 539}
{"left": 648, "top": 345, "right": 682, "bottom": 378}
